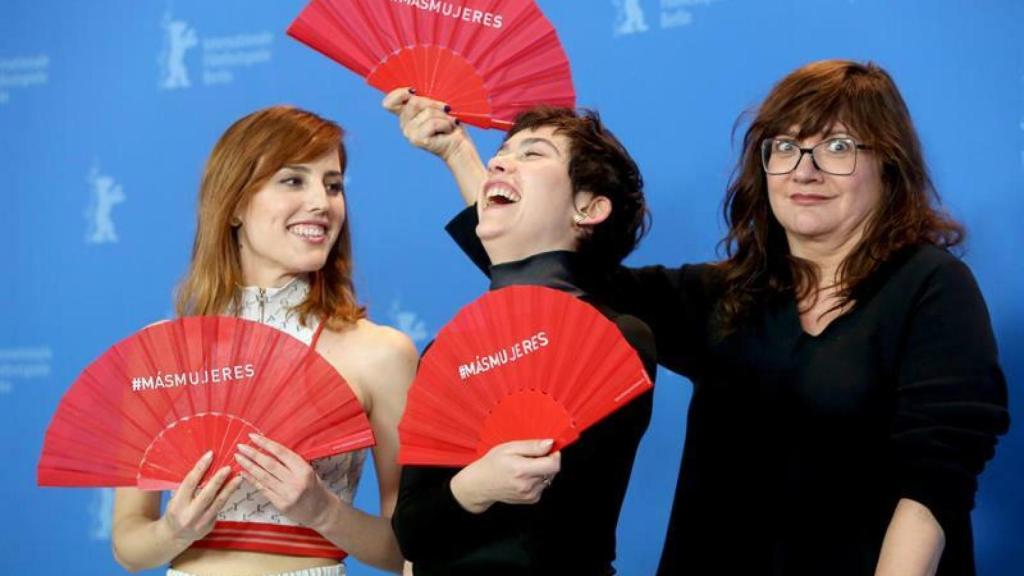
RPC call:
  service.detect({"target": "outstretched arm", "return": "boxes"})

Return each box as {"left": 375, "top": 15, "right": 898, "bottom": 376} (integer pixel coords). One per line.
{"left": 382, "top": 88, "right": 487, "bottom": 206}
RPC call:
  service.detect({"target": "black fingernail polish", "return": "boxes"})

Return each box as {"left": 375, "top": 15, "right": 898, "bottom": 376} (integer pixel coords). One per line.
{"left": 444, "top": 104, "right": 452, "bottom": 113}
{"left": 408, "top": 87, "right": 417, "bottom": 94}
{"left": 454, "top": 119, "right": 462, "bottom": 126}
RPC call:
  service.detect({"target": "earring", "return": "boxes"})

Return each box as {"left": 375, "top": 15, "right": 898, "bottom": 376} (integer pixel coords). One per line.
{"left": 230, "top": 216, "right": 242, "bottom": 227}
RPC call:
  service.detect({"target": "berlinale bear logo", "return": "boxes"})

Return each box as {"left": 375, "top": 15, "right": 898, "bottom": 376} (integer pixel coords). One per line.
{"left": 613, "top": 0, "right": 649, "bottom": 36}
{"left": 85, "top": 166, "right": 125, "bottom": 245}
{"left": 158, "top": 12, "right": 198, "bottom": 90}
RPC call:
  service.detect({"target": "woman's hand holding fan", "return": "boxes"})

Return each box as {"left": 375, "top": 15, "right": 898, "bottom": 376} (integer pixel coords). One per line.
{"left": 383, "top": 88, "right": 466, "bottom": 161}
{"left": 449, "top": 439, "right": 561, "bottom": 514}
{"left": 158, "top": 451, "right": 243, "bottom": 546}
{"left": 383, "top": 88, "right": 486, "bottom": 205}
{"left": 37, "top": 316, "right": 375, "bottom": 491}
{"left": 234, "top": 433, "right": 338, "bottom": 531}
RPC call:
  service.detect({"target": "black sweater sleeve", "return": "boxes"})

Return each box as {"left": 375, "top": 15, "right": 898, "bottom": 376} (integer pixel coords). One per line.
{"left": 391, "top": 466, "right": 493, "bottom": 564}
{"left": 602, "top": 263, "right": 716, "bottom": 378}
{"left": 889, "top": 256, "right": 1010, "bottom": 531}
{"left": 390, "top": 335, "right": 493, "bottom": 565}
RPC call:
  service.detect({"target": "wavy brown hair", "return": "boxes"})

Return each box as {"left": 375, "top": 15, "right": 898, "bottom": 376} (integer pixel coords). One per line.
{"left": 716, "top": 60, "right": 963, "bottom": 332}
{"left": 175, "top": 106, "right": 365, "bottom": 329}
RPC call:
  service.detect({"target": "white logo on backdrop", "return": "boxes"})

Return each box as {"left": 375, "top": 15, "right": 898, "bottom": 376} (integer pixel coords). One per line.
{"left": 613, "top": 0, "right": 650, "bottom": 36}
{"left": 0, "top": 54, "right": 50, "bottom": 105}
{"left": 0, "top": 347, "right": 52, "bottom": 395}
{"left": 158, "top": 12, "right": 198, "bottom": 89}
{"left": 389, "top": 300, "right": 430, "bottom": 344}
{"left": 157, "top": 11, "right": 274, "bottom": 89}
{"left": 90, "top": 488, "right": 114, "bottom": 540}
{"left": 85, "top": 166, "right": 125, "bottom": 245}
{"left": 660, "top": 0, "right": 722, "bottom": 29}
{"left": 613, "top": 0, "right": 724, "bottom": 37}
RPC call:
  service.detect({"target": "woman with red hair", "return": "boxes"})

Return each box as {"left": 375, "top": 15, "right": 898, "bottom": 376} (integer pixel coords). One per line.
{"left": 111, "top": 106, "right": 414, "bottom": 576}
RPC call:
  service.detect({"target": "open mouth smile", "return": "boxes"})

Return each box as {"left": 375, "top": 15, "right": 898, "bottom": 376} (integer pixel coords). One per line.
{"left": 484, "top": 183, "right": 521, "bottom": 207}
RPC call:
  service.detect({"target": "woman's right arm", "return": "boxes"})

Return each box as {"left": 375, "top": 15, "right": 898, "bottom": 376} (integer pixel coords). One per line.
{"left": 111, "top": 452, "right": 241, "bottom": 572}
{"left": 392, "top": 440, "right": 560, "bottom": 563}
{"left": 382, "top": 88, "right": 485, "bottom": 206}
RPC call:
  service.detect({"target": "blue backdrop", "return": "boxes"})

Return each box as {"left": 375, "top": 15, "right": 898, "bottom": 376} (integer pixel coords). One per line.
{"left": 2, "top": 1, "right": 1021, "bottom": 574}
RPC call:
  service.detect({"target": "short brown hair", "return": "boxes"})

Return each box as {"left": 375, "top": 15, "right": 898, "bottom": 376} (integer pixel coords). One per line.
{"left": 176, "top": 106, "right": 365, "bottom": 329}
{"left": 507, "top": 107, "right": 649, "bottom": 268}
{"left": 717, "top": 60, "right": 963, "bottom": 332}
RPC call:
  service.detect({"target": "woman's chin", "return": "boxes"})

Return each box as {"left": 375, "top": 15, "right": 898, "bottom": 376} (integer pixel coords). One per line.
{"left": 780, "top": 217, "right": 839, "bottom": 243}
{"left": 286, "top": 258, "right": 329, "bottom": 276}
{"left": 475, "top": 221, "right": 508, "bottom": 243}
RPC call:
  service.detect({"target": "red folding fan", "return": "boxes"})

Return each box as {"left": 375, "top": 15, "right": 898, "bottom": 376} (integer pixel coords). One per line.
{"left": 38, "top": 316, "right": 374, "bottom": 490}
{"left": 287, "top": 0, "right": 576, "bottom": 130}
{"left": 399, "top": 285, "right": 652, "bottom": 466}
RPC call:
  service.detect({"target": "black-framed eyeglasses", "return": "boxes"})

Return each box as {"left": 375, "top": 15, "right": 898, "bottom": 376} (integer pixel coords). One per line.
{"left": 761, "top": 137, "right": 870, "bottom": 176}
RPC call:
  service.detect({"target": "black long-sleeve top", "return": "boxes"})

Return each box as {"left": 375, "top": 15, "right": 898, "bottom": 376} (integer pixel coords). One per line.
{"left": 392, "top": 250, "right": 656, "bottom": 576}
{"left": 446, "top": 207, "right": 1009, "bottom": 575}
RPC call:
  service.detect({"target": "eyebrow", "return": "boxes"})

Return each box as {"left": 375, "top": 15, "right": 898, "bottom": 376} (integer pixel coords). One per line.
{"left": 779, "top": 128, "right": 853, "bottom": 140}
{"left": 497, "top": 137, "right": 562, "bottom": 157}
{"left": 823, "top": 127, "right": 852, "bottom": 137}
{"left": 280, "top": 165, "right": 343, "bottom": 178}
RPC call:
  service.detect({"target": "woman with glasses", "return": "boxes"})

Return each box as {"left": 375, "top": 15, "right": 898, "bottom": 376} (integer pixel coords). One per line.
{"left": 387, "top": 60, "right": 1009, "bottom": 575}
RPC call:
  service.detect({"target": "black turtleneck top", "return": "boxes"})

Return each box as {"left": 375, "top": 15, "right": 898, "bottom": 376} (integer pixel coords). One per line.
{"left": 392, "top": 251, "right": 656, "bottom": 576}
{"left": 443, "top": 207, "right": 1009, "bottom": 576}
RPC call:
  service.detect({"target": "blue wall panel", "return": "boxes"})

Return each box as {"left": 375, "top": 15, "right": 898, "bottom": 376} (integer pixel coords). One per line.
{"left": 1, "top": 1, "right": 1020, "bottom": 573}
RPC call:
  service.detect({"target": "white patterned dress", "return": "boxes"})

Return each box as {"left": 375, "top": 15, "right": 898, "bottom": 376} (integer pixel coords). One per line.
{"left": 188, "top": 276, "right": 366, "bottom": 562}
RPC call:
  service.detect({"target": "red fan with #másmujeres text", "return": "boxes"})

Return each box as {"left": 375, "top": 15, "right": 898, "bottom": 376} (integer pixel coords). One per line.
{"left": 398, "top": 285, "right": 652, "bottom": 466}
{"left": 37, "top": 316, "right": 374, "bottom": 490}
{"left": 287, "top": 0, "right": 576, "bottom": 130}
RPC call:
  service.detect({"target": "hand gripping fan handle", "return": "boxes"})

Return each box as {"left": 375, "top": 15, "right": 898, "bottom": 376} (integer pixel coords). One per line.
{"left": 551, "top": 425, "right": 580, "bottom": 453}
{"left": 450, "top": 111, "right": 514, "bottom": 131}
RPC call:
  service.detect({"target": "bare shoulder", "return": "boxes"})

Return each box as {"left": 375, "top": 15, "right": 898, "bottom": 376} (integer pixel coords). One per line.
{"left": 347, "top": 319, "right": 419, "bottom": 367}
{"left": 319, "top": 318, "right": 416, "bottom": 360}
{"left": 317, "top": 319, "right": 418, "bottom": 407}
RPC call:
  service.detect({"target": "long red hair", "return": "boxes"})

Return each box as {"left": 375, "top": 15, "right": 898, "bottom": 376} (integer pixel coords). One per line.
{"left": 175, "top": 106, "right": 365, "bottom": 329}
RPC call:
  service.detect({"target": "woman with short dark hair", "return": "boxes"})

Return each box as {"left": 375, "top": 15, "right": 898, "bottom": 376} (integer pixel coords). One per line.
{"left": 385, "top": 94, "right": 656, "bottom": 575}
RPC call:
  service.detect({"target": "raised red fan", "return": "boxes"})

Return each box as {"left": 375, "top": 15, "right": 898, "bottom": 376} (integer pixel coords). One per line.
{"left": 287, "top": 0, "right": 576, "bottom": 130}
{"left": 399, "top": 285, "right": 652, "bottom": 466}
{"left": 37, "top": 316, "right": 374, "bottom": 490}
